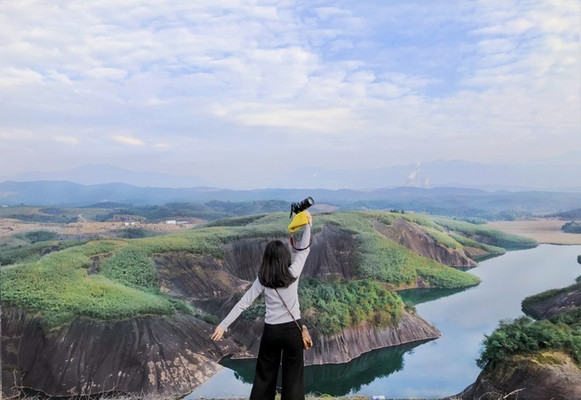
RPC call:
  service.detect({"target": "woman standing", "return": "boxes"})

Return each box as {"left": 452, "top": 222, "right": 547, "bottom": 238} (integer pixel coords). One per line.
{"left": 211, "top": 211, "right": 313, "bottom": 400}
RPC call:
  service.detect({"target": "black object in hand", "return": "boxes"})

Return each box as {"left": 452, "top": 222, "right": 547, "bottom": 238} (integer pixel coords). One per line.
{"left": 290, "top": 197, "right": 314, "bottom": 217}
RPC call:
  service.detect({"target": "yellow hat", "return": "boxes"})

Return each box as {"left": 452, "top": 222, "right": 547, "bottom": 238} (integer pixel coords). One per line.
{"left": 288, "top": 211, "right": 309, "bottom": 233}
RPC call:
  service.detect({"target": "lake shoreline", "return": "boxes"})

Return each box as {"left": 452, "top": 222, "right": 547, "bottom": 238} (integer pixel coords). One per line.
{"left": 190, "top": 244, "right": 581, "bottom": 398}
{"left": 486, "top": 219, "right": 581, "bottom": 245}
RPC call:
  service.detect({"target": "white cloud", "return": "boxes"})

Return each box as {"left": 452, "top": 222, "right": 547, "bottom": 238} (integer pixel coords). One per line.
{"left": 84, "top": 67, "right": 128, "bottom": 81}
{"left": 0, "top": 68, "right": 43, "bottom": 87}
{"left": 54, "top": 136, "right": 80, "bottom": 145}
{"left": 0, "top": 0, "right": 578, "bottom": 186}
{"left": 314, "top": 7, "right": 353, "bottom": 21}
{"left": 112, "top": 135, "right": 145, "bottom": 147}
{"left": 218, "top": 102, "right": 361, "bottom": 133}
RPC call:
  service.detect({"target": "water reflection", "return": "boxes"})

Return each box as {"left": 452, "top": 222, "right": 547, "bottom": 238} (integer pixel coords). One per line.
{"left": 189, "top": 245, "right": 581, "bottom": 398}
{"left": 221, "top": 341, "right": 429, "bottom": 396}
{"left": 399, "top": 287, "right": 468, "bottom": 306}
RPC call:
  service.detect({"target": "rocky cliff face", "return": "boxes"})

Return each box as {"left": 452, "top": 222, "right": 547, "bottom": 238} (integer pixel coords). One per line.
{"left": 1, "top": 221, "right": 453, "bottom": 397}
{"left": 374, "top": 218, "right": 478, "bottom": 268}
{"left": 220, "top": 224, "right": 359, "bottom": 282}
{"left": 522, "top": 283, "right": 581, "bottom": 320}
{"left": 1, "top": 308, "right": 234, "bottom": 399}
{"left": 455, "top": 351, "right": 581, "bottom": 400}
{"left": 226, "top": 311, "right": 440, "bottom": 365}
{"left": 156, "top": 223, "right": 443, "bottom": 365}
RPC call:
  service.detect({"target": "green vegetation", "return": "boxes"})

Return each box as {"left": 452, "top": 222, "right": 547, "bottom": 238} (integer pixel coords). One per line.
{"left": 477, "top": 316, "right": 580, "bottom": 368}
{"left": 18, "top": 230, "right": 59, "bottom": 243}
{"left": 101, "top": 248, "right": 158, "bottom": 290}
{"left": 94, "top": 200, "right": 291, "bottom": 222}
{"left": 2, "top": 210, "right": 528, "bottom": 332}
{"left": 548, "top": 208, "right": 581, "bottom": 219}
{"left": 549, "top": 308, "right": 581, "bottom": 328}
{"left": 435, "top": 217, "right": 538, "bottom": 249}
{"left": 0, "top": 245, "right": 178, "bottom": 327}
{"left": 0, "top": 215, "right": 288, "bottom": 328}
{"left": 522, "top": 282, "right": 581, "bottom": 312}
{"left": 562, "top": 221, "right": 581, "bottom": 234}
{"left": 300, "top": 278, "right": 403, "bottom": 334}
{"left": 448, "top": 232, "right": 506, "bottom": 257}
{"left": 423, "top": 226, "right": 462, "bottom": 249}
{"left": 0, "top": 232, "right": 83, "bottom": 266}
{"left": 357, "top": 231, "right": 480, "bottom": 288}
{"left": 0, "top": 206, "right": 109, "bottom": 223}
{"left": 243, "top": 278, "right": 404, "bottom": 335}
{"left": 315, "top": 212, "right": 481, "bottom": 289}
{"left": 117, "top": 227, "right": 162, "bottom": 239}
{"left": 479, "top": 281, "right": 581, "bottom": 369}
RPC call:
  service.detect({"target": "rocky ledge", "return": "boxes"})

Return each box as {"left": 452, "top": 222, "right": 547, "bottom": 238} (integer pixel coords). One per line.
{"left": 1, "top": 308, "right": 235, "bottom": 399}
{"left": 455, "top": 351, "right": 581, "bottom": 400}
{"left": 227, "top": 310, "right": 440, "bottom": 365}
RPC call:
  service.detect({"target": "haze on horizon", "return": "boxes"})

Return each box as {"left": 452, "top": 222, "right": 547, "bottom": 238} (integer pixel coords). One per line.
{"left": 1, "top": 0, "right": 579, "bottom": 189}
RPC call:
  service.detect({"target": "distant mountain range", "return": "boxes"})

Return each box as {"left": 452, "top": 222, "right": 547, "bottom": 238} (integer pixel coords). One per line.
{"left": 271, "top": 155, "right": 581, "bottom": 191}
{"left": 1, "top": 180, "right": 581, "bottom": 218}
{"left": 4, "top": 164, "right": 210, "bottom": 188}
{"left": 3, "top": 152, "right": 580, "bottom": 191}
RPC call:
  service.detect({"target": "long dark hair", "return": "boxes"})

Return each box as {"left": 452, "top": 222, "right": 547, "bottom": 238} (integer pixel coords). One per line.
{"left": 258, "top": 240, "right": 296, "bottom": 288}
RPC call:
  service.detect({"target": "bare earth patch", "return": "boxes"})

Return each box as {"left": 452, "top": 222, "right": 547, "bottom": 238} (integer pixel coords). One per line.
{"left": 487, "top": 219, "right": 581, "bottom": 245}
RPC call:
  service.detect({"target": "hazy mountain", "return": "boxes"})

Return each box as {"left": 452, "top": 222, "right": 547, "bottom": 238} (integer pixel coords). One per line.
{"left": 273, "top": 155, "right": 581, "bottom": 191}
{"left": 1, "top": 181, "right": 580, "bottom": 218}
{"left": 6, "top": 164, "right": 210, "bottom": 188}
{"left": 3, "top": 153, "right": 580, "bottom": 191}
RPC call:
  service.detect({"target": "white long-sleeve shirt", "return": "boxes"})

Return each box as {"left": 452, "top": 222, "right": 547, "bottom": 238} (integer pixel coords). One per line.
{"left": 218, "top": 224, "right": 312, "bottom": 330}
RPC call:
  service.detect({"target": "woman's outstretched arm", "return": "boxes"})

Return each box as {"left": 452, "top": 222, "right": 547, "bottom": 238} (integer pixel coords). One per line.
{"left": 211, "top": 278, "right": 264, "bottom": 340}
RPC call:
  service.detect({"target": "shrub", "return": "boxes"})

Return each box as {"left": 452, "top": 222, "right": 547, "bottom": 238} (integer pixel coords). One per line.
{"left": 20, "top": 230, "right": 59, "bottom": 243}
{"left": 117, "top": 228, "right": 161, "bottom": 239}
{"left": 299, "top": 278, "right": 404, "bottom": 335}
{"left": 242, "top": 279, "right": 405, "bottom": 335}
{"left": 562, "top": 221, "right": 581, "bottom": 234}
{"left": 477, "top": 317, "right": 581, "bottom": 368}
{"left": 101, "top": 248, "right": 158, "bottom": 290}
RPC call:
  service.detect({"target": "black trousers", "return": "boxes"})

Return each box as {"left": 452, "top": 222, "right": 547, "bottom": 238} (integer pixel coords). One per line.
{"left": 250, "top": 320, "right": 304, "bottom": 400}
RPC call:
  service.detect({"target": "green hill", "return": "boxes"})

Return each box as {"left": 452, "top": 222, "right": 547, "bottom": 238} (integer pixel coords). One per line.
{"left": 0, "top": 211, "right": 535, "bottom": 332}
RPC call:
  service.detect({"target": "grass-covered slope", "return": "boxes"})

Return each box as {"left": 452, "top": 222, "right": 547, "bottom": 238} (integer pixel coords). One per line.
{"left": 435, "top": 217, "right": 538, "bottom": 250}
{"left": 0, "top": 211, "right": 528, "bottom": 331}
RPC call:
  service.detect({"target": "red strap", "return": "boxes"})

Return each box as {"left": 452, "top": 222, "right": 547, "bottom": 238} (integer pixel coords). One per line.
{"left": 290, "top": 233, "right": 312, "bottom": 251}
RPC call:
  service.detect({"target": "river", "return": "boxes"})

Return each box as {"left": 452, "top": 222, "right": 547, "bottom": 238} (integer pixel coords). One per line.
{"left": 188, "top": 244, "right": 581, "bottom": 398}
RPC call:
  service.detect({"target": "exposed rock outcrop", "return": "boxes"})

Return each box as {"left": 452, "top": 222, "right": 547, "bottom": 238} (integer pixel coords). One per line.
{"left": 522, "top": 283, "right": 581, "bottom": 320}
{"left": 1, "top": 308, "right": 234, "bottom": 399}
{"left": 1, "top": 220, "right": 454, "bottom": 397}
{"left": 374, "top": 218, "right": 478, "bottom": 268}
{"left": 155, "top": 252, "right": 248, "bottom": 300}
{"left": 227, "top": 311, "right": 440, "bottom": 365}
{"left": 220, "top": 224, "right": 358, "bottom": 282}
{"left": 154, "top": 222, "right": 440, "bottom": 366}
{"left": 455, "top": 351, "right": 581, "bottom": 400}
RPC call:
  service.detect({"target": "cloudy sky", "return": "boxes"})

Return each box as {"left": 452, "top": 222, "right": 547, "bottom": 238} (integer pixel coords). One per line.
{"left": 1, "top": 0, "right": 579, "bottom": 188}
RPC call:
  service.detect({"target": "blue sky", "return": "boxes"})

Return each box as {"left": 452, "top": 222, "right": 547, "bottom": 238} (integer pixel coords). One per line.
{"left": 1, "top": 0, "right": 579, "bottom": 188}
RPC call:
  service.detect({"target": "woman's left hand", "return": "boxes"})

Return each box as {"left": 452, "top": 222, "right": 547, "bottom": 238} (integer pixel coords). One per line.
{"left": 304, "top": 210, "right": 312, "bottom": 225}
{"left": 211, "top": 325, "right": 225, "bottom": 341}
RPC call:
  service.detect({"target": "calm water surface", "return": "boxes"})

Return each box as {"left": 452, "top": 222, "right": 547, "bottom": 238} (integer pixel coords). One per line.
{"left": 188, "top": 245, "right": 581, "bottom": 398}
